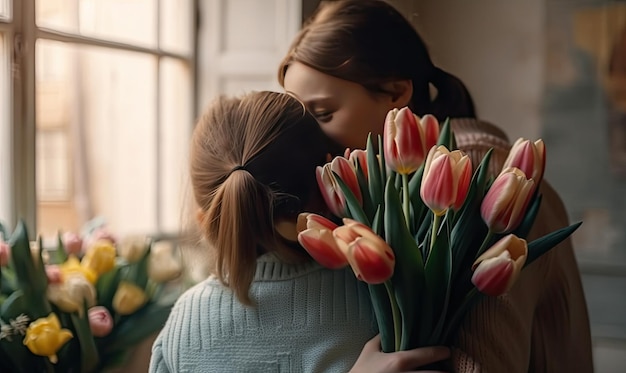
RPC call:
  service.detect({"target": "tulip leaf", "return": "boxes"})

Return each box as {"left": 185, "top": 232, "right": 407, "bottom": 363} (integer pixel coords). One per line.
{"left": 97, "top": 266, "right": 123, "bottom": 312}
{"left": 355, "top": 160, "right": 375, "bottom": 220}
{"left": 407, "top": 164, "right": 427, "bottom": 235}
{"left": 0, "top": 291, "right": 31, "bottom": 372}
{"left": 514, "top": 193, "right": 542, "bottom": 239}
{"left": 368, "top": 283, "right": 395, "bottom": 353}
{"left": 525, "top": 221, "right": 582, "bottom": 267}
{"left": 49, "top": 233, "right": 69, "bottom": 265}
{"left": 71, "top": 301, "right": 100, "bottom": 373}
{"left": 332, "top": 171, "right": 370, "bottom": 226}
{"left": 378, "top": 134, "right": 387, "bottom": 183}
{"left": 366, "top": 134, "right": 384, "bottom": 214}
{"left": 437, "top": 118, "right": 453, "bottom": 149}
{"left": 0, "top": 221, "right": 8, "bottom": 241}
{"left": 384, "top": 178, "right": 425, "bottom": 350}
{"left": 424, "top": 216, "right": 452, "bottom": 345}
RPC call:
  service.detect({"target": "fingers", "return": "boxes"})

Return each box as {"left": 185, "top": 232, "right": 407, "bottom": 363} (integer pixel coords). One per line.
{"left": 390, "top": 346, "right": 451, "bottom": 371}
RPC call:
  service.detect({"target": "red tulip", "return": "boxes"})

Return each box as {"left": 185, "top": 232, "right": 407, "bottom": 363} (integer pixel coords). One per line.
{"left": 297, "top": 213, "right": 347, "bottom": 269}
{"left": 471, "top": 234, "right": 528, "bottom": 296}
{"left": 345, "top": 148, "right": 369, "bottom": 180}
{"left": 420, "top": 145, "right": 472, "bottom": 215}
{"left": 0, "top": 240, "right": 9, "bottom": 267}
{"left": 383, "top": 107, "right": 428, "bottom": 175}
{"left": 62, "top": 232, "right": 83, "bottom": 256}
{"left": 503, "top": 138, "right": 546, "bottom": 185}
{"left": 88, "top": 306, "right": 114, "bottom": 337}
{"left": 420, "top": 114, "right": 440, "bottom": 152}
{"left": 316, "top": 156, "right": 362, "bottom": 218}
{"left": 481, "top": 167, "right": 535, "bottom": 233}
{"left": 333, "top": 218, "right": 395, "bottom": 284}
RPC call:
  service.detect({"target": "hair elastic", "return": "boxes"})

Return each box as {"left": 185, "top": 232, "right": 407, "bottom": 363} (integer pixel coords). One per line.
{"left": 228, "top": 164, "right": 247, "bottom": 177}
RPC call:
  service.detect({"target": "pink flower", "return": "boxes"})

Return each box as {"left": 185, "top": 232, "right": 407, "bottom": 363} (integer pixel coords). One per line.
{"left": 62, "top": 232, "right": 83, "bottom": 256}
{"left": 420, "top": 114, "right": 440, "bottom": 152}
{"left": 333, "top": 218, "right": 395, "bottom": 284}
{"left": 420, "top": 145, "right": 472, "bottom": 215}
{"left": 481, "top": 167, "right": 535, "bottom": 233}
{"left": 297, "top": 213, "right": 347, "bottom": 269}
{"left": 316, "top": 156, "right": 362, "bottom": 218}
{"left": 45, "top": 265, "right": 63, "bottom": 284}
{"left": 383, "top": 107, "right": 428, "bottom": 175}
{"left": 502, "top": 138, "right": 546, "bottom": 185}
{"left": 471, "top": 234, "right": 528, "bottom": 296}
{"left": 345, "top": 148, "right": 369, "bottom": 180}
{"left": 88, "top": 306, "right": 114, "bottom": 337}
{"left": 0, "top": 241, "right": 10, "bottom": 267}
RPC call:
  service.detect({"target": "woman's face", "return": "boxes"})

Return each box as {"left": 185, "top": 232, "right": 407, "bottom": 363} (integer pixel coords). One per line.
{"left": 283, "top": 62, "right": 397, "bottom": 150}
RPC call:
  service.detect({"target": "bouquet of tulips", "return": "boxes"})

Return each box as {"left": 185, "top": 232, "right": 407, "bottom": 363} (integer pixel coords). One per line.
{"left": 0, "top": 219, "right": 183, "bottom": 372}
{"left": 296, "top": 107, "right": 581, "bottom": 352}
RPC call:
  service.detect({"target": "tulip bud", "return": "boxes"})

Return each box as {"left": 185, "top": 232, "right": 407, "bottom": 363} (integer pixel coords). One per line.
{"left": 383, "top": 107, "right": 427, "bottom": 175}
{"left": 333, "top": 218, "right": 395, "bottom": 284}
{"left": 481, "top": 167, "right": 535, "bottom": 233}
{"left": 62, "top": 232, "right": 83, "bottom": 256}
{"left": 148, "top": 241, "right": 183, "bottom": 283}
{"left": 471, "top": 234, "right": 527, "bottom": 296}
{"left": 59, "top": 255, "right": 97, "bottom": 284}
{"left": 502, "top": 138, "right": 546, "bottom": 185}
{"left": 297, "top": 213, "right": 347, "bottom": 269}
{"left": 47, "top": 274, "right": 97, "bottom": 315}
{"left": 345, "top": 148, "right": 369, "bottom": 180}
{"left": 118, "top": 235, "right": 148, "bottom": 263}
{"left": 0, "top": 240, "right": 9, "bottom": 267}
{"left": 23, "top": 313, "right": 73, "bottom": 364}
{"left": 420, "top": 114, "right": 440, "bottom": 152}
{"left": 45, "top": 264, "right": 63, "bottom": 284}
{"left": 112, "top": 281, "right": 148, "bottom": 315}
{"left": 420, "top": 145, "right": 472, "bottom": 215}
{"left": 88, "top": 306, "right": 114, "bottom": 337}
{"left": 316, "top": 156, "right": 362, "bottom": 218}
{"left": 81, "top": 240, "right": 117, "bottom": 275}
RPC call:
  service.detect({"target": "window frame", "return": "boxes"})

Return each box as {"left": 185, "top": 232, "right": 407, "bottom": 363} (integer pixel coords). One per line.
{"left": 1, "top": 0, "right": 198, "bottom": 233}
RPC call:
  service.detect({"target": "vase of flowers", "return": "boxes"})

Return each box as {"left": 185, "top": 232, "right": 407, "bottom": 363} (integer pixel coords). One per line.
{"left": 0, "top": 220, "right": 183, "bottom": 372}
{"left": 296, "top": 107, "right": 581, "bottom": 353}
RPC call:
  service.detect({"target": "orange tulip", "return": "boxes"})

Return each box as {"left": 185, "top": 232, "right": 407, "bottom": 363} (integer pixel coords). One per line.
{"left": 333, "top": 218, "right": 395, "bottom": 284}
{"left": 316, "top": 156, "right": 362, "bottom": 218}
{"left": 383, "top": 107, "right": 428, "bottom": 175}
{"left": 420, "top": 145, "right": 472, "bottom": 215}
{"left": 502, "top": 138, "right": 546, "bottom": 185}
{"left": 481, "top": 167, "right": 535, "bottom": 233}
{"left": 471, "top": 234, "right": 528, "bottom": 296}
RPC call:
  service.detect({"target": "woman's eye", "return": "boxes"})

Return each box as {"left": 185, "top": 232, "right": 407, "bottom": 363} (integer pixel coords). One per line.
{"left": 314, "top": 111, "right": 333, "bottom": 122}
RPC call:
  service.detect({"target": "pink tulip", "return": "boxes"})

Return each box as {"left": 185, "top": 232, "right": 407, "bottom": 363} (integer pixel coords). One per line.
{"left": 62, "top": 232, "right": 83, "bottom": 256}
{"left": 502, "top": 138, "right": 546, "bottom": 185}
{"left": 88, "top": 306, "right": 114, "bottom": 337}
{"left": 345, "top": 148, "right": 368, "bottom": 180}
{"left": 333, "top": 218, "right": 395, "bottom": 284}
{"left": 420, "top": 114, "right": 440, "bottom": 152}
{"left": 316, "top": 156, "right": 362, "bottom": 218}
{"left": 0, "top": 241, "right": 10, "bottom": 267}
{"left": 383, "top": 107, "right": 428, "bottom": 175}
{"left": 420, "top": 145, "right": 472, "bottom": 215}
{"left": 481, "top": 167, "right": 535, "bottom": 233}
{"left": 471, "top": 234, "right": 527, "bottom": 296}
{"left": 297, "top": 213, "right": 347, "bottom": 269}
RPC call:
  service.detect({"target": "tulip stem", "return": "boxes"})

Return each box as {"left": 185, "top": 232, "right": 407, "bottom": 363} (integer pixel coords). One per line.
{"left": 429, "top": 213, "right": 442, "bottom": 257}
{"left": 384, "top": 280, "right": 401, "bottom": 352}
{"left": 402, "top": 174, "right": 410, "bottom": 228}
{"left": 476, "top": 230, "right": 495, "bottom": 259}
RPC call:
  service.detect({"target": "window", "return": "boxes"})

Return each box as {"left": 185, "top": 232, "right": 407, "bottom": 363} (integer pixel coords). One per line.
{"left": 1, "top": 0, "right": 196, "bottom": 239}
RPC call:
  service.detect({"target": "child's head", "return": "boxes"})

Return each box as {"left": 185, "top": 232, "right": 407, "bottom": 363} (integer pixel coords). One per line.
{"left": 190, "top": 91, "right": 342, "bottom": 304}
{"left": 279, "top": 0, "right": 475, "bottom": 149}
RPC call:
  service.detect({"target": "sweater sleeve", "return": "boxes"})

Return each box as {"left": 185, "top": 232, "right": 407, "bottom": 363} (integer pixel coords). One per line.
{"left": 149, "top": 333, "right": 170, "bottom": 373}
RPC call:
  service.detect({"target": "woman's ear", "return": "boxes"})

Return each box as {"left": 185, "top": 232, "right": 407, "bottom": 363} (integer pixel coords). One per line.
{"left": 381, "top": 79, "right": 413, "bottom": 107}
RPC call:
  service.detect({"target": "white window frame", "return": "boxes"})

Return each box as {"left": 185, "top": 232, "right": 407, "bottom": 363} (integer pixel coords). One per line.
{"left": 1, "top": 0, "right": 198, "bottom": 233}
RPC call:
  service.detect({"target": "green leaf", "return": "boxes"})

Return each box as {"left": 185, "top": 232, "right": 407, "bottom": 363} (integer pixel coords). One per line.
{"left": 333, "top": 171, "right": 370, "bottom": 225}
{"left": 384, "top": 178, "right": 425, "bottom": 350}
{"left": 71, "top": 301, "right": 100, "bottom": 373}
{"left": 48, "top": 233, "right": 69, "bottom": 265}
{"left": 368, "top": 283, "right": 395, "bottom": 353}
{"left": 355, "top": 158, "right": 375, "bottom": 219}
{"left": 366, "top": 134, "right": 384, "bottom": 215}
{"left": 407, "top": 164, "right": 426, "bottom": 234}
{"left": 525, "top": 221, "right": 582, "bottom": 267}
{"left": 437, "top": 118, "right": 453, "bottom": 149}
{"left": 513, "top": 194, "right": 542, "bottom": 239}
{"left": 97, "top": 266, "right": 123, "bottom": 312}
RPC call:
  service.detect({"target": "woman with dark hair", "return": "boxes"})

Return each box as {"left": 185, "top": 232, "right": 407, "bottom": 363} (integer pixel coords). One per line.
{"left": 279, "top": 1, "right": 594, "bottom": 372}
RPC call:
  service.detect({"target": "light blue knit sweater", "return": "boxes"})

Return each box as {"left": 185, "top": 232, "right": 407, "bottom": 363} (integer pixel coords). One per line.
{"left": 149, "top": 254, "right": 377, "bottom": 373}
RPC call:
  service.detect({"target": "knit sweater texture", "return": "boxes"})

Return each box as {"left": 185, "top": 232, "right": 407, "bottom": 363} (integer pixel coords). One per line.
{"left": 149, "top": 254, "right": 377, "bottom": 373}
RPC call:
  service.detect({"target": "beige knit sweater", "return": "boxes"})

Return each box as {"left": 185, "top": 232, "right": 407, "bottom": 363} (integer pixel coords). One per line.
{"left": 450, "top": 119, "right": 594, "bottom": 373}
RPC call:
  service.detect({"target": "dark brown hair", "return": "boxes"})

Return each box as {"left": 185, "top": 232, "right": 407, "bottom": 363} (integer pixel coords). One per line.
{"left": 278, "top": 0, "right": 476, "bottom": 121}
{"left": 190, "top": 91, "right": 342, "bottom": 305}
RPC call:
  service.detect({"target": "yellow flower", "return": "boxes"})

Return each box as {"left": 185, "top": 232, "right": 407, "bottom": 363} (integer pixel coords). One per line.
{"left": 81, "top": 240, "right": 117, "bottom": 275}
{"left": 112, "top": 281, "right": 148, "bottom": 315}
{"left": 59, "top": 256, "right": 97, "bottom": 284}
{"left": 23, "top": 313, "right": 73, "bottom": 364}
{"left": 148, "top": 241, "right": 182, "bottom": 283}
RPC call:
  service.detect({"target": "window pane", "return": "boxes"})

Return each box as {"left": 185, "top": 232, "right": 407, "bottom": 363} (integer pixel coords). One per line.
{"left": 36, "top": 40, "right": 158, "bottom": 239}
{"left": 159, "top": 58, "right": 192, "bottom": 233}
{"left": 0, "top": 34, "right": 10, "bottom": 228}
{"left": 36, "top": 0, "right": 157, "bottom": 47}
{"left": 0, "top": 0, "right": 10, "bottom": 21}
{"left": 160, "top": 0, "right": 193, "bottom": 55}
